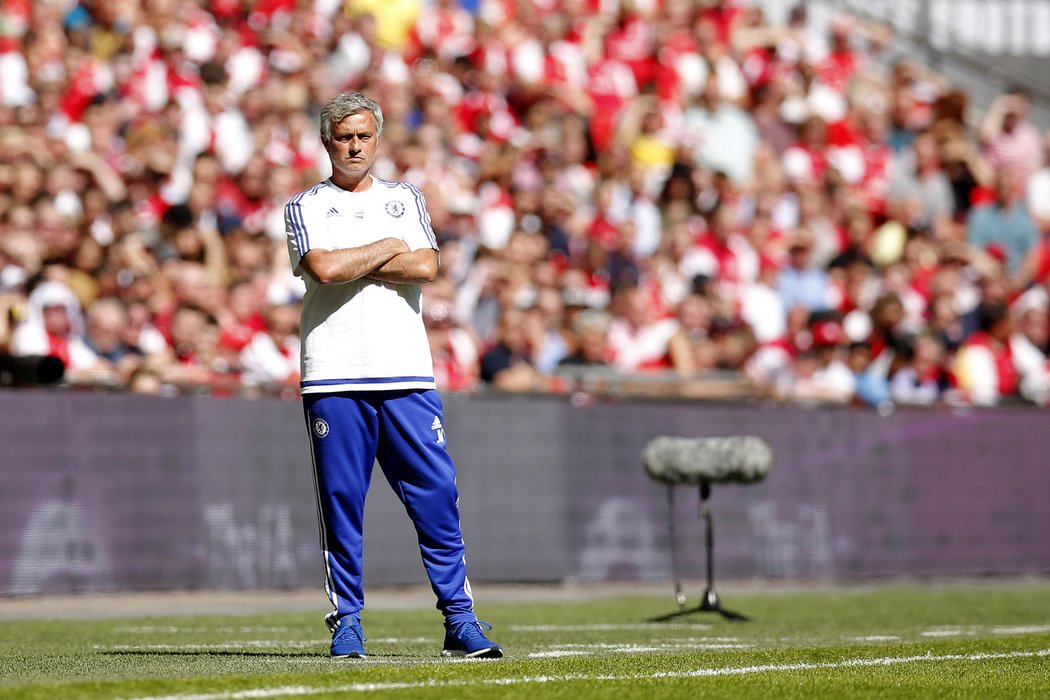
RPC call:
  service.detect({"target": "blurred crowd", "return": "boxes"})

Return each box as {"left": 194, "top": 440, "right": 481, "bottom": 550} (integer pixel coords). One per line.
{"left": 1, "top": 0, "right": 1050, "bottom": 407}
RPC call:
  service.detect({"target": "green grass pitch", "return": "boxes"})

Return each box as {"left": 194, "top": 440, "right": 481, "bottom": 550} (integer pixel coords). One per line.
{"left": 2, "top": 581, "right": 1049, "bottom": 699}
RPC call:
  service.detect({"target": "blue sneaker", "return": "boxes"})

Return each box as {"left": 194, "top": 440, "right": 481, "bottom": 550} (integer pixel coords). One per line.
{"left": 330, "top": 617, "right": 367, "bottom": 658}
{"left": 441, "top": 620, "right": 503, "bottom": 658}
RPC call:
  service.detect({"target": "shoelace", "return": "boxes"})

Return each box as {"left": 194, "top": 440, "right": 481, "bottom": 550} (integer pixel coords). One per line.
{"left": 451, "top": 619, "right": 493, "bottom": 640}
{"left": 337, "top": 621, "right": 367, "bottom": 643}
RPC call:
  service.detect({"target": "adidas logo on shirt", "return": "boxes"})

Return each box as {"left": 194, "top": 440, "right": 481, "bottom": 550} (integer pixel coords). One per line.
{"left": 326, "top": 207, "right": 340, "bottom": 218}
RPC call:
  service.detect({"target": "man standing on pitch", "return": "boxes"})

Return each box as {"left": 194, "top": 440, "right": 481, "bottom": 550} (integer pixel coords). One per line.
{"left": 284, "top": 92, "right": 503, "bottom": 659}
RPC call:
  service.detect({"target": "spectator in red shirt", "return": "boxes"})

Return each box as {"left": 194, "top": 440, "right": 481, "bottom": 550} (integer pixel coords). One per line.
{"left": 953, "top": 300, "right": 1019, "bottom": 405}
{"left": 606, "top": 284, "right": 678, "bottom": 372}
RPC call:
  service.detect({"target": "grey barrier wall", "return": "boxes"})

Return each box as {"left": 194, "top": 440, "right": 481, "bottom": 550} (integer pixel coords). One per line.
{"left": 1, "top": 389, "right": 1048, "bottom": 597}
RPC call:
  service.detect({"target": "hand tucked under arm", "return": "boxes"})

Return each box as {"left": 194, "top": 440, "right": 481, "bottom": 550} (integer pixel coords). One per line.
{"left": 367, "top": 247, "right": 439, "bottom": 284}
{"left": 300, "top": 238, "right": 409, "bottom": 284}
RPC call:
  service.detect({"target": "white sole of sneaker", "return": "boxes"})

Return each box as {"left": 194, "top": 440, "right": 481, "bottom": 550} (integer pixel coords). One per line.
{"left": 442, "top": 647, "right": 504, "bottom": 659}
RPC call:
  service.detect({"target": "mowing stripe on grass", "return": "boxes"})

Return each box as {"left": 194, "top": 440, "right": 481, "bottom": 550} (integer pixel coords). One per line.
{"left": 123, "top": 648, "right": 1050, "bottom": 699}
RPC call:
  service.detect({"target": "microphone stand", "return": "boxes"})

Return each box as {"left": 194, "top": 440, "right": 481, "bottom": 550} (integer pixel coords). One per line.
{"left": 650, "top": 481, "right": 749, "bottom": 622}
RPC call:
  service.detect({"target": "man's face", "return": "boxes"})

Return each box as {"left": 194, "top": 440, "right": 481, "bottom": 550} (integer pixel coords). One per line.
{"left": 88, "top": 310, "right": 123, "bottom": 352}
{"left": 42, "top": 304, "right": 71, "bottom": 336}
{"left": 326, "top": 111, "right": 379, "bottom": 183}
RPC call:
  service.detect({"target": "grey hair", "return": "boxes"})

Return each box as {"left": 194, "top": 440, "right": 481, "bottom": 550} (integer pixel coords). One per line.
{"left": 573, "top": 309, "right": 612, "bottom": 336}
{"left": 319, "top": 92, "right": 384, "bottom": 145}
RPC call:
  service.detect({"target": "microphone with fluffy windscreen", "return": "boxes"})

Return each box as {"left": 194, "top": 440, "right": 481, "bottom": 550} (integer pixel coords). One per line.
{"left": 642, "top": 435, "right": 773, "bottom": 486}
{"left": 643, "top": 434, "right": 774, "bottom": 623}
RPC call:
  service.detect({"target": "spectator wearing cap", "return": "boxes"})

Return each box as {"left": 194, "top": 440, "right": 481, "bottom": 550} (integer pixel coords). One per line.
{"left": 776, "top": 229, "right": 833, "bottom": 314}
{"left": 967, "top": 166, "right": 1038, "bottom": 274}
{"left": 772, "top": 317, "right": 855, "bottom": 404}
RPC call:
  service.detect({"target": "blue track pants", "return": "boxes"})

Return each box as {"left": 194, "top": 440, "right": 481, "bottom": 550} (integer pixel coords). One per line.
{"left": 302, "top": 389, "right": 475, "bottom": 631}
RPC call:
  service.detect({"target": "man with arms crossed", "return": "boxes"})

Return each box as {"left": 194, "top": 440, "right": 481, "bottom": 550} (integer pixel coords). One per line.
{"left": 285, "top": 92, "right": 502, "bottom": 659}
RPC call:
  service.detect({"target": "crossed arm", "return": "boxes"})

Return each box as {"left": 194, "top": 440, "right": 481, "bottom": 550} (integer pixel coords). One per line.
{"left": 299, "top": 238, "right": 438, "bottom": 285}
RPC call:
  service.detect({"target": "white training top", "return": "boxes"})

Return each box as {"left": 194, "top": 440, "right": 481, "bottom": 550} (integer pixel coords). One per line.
{"left": 285, "top": 176, "right": 439, "bottom": 394}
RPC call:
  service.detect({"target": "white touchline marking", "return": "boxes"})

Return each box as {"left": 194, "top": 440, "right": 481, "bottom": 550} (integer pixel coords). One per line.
{"left": 526, "top": 642, "right": 752, "bottom": 658}
{"left": 366, "top": 637, "right": 432, "bottom": 644}
{"left": 850, "top": 636, "right": 901, "bottom": 642}
{"left": 529, "top": 650, "right": 591, "bottom": 658}
{"left": 652, "top": 649, "right": 1050, "bottom": 678}
{"left": 122, "top": 648, "right": 1050, "bottom": 700}
{"left": 551, "top": 642, "right": 753, "bottom": 651}
{"left": 510, "top": 623, "right": 711, "bottom": 632}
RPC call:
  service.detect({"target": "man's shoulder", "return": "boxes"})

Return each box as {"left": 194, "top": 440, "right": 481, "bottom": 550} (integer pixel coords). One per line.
{"left": 966, "top": 203, "right": 995, "bottom": 224}
{"left": 375, "top": 178, "right": 423, "bottom": 199}
{"left": 287, "top": 181, "right": 331, "bottom": 209}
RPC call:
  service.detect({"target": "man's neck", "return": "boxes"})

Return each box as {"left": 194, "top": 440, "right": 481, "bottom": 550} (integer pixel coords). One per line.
{"left": 332, "top": 173, "right": 373, "bottom": 192}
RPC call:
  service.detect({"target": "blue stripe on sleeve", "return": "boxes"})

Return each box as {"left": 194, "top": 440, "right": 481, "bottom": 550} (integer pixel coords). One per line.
{"left": 287, "top": 183, "right": 326, "bottom": 253}
{"left": 405, "top": 183, "right": 437, "bottom": 248}
{"left": 294, "top": 199, "right": 310, "bottom": 251}
{"left": 286, "top": 199, "right": 305, "bottom": 253}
